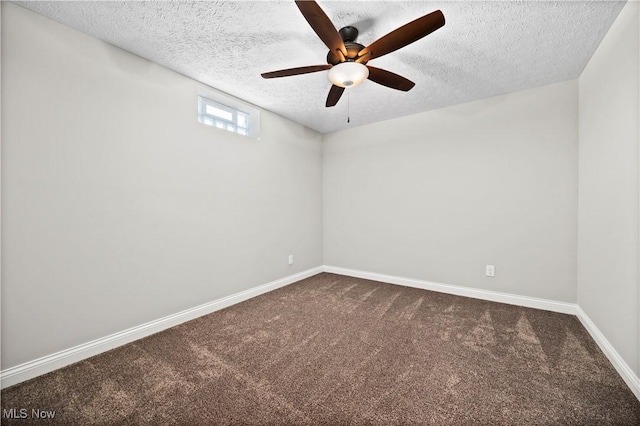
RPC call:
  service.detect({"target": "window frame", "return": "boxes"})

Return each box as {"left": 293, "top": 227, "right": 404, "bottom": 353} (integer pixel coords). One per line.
{"left": 197, "top": 88, "right": 260, "bottom": 139}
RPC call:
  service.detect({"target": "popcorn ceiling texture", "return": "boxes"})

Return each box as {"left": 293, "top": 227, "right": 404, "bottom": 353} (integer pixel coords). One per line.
{"left": 16, "top": 1, "right": 625, "bottom": 134}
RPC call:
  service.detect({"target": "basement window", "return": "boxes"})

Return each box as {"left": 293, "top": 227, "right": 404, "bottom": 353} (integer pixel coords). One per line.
{"left": 197, "top": 89, "right": 260, "bottom": 138}
{"left": 198, "top": 96, "right": 250, "bottom": 136}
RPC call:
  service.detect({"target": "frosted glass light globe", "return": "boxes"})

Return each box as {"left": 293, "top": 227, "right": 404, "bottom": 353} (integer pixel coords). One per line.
{"left": 327, "top": 62, "right": 369, "bottom": 88}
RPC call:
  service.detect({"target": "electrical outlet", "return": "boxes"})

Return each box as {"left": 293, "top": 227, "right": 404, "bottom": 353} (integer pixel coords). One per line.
{"left": 288, "top": 255, "right": 294, "bottom": 265}
{"left": 486, "top": 265, "right": 495, "bottom": 277}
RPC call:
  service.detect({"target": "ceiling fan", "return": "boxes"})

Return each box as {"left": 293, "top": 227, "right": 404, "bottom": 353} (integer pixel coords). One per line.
{"left": 261, "top": 1, "right": 445, "bottom": 107}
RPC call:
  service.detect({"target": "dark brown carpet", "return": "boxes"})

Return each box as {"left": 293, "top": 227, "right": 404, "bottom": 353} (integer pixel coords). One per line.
{"left": 2, "top": 272, "right": 639, "bottom": 425}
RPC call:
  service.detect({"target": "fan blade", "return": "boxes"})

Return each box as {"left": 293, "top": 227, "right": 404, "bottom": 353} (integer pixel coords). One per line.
{"left": 261, "top": 64, "right": 332, "bottom": 79}
{"left": 326, "top": 85, "right": 345, "bottom": 107}
{"left": 366, "top": 66, "right": 415, "bottom": 91}
{"left": 295, "top": 0, "right": 347, "bottom": 56}
{"left": 358, "top": 10, "right": 445, "bottom": 61}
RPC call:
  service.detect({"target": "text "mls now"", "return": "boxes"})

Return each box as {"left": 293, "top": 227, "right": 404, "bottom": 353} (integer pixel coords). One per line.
{"left": 2, "top": 408, "right": 56, "bottom": 419}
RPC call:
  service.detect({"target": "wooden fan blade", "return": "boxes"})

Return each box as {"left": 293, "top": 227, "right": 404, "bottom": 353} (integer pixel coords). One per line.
{"left": 326, "top": 85, "right": 345, "bottom": 107}
{"left": 295, "top": 0, "right": 347, "bottom": 56}
{"left": 358, "top": 10, "right": 445, "bottom": 61}
{"left": 366, "top": 66, "right": 415, "bottom": 91}
{"left": 261, "top": 64, "right": 332, "bottom": 79}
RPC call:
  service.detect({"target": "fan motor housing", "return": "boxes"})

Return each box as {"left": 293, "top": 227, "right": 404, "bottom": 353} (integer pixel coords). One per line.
{"left": 327, "top": 45, "right": 367, "bottom": 65}
{"left": 327, "top": 26, "right": 368, "bottom": 65}
{"left": 327, "top": 42, "right": 366, "bottom": 64}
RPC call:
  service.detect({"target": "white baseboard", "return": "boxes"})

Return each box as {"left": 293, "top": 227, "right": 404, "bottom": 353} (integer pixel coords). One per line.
{"left": 0, "top": 266, "right": 323, "bottom": 389}
{"left": 323, "top": 265, "right": 577, "bottom": 314}
{"left": 324, "top": 265, "right": 639, "bottom": 402}
{"left": 576, "top": 306, "right": 640, "bottom": 401}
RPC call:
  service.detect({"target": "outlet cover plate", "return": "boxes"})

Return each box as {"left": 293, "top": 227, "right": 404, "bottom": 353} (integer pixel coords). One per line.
{"left": 486, "top": 265, "right": 495, "bottom": 277}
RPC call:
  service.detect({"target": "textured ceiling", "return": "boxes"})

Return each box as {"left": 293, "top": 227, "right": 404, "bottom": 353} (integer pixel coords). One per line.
{"left": 15, "top": 1, "right": 625, "bottom": 134}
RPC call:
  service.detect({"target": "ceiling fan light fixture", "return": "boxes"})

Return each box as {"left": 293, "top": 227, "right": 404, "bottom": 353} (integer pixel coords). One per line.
{"left": 261, "top": 2, "right": 445, "bottom": 107}
{"left": 328, "top": 62, "right": 369, "bottom": 88}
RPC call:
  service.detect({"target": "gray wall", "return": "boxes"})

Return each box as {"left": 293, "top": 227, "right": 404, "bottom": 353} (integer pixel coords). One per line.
{"left": 324, "top": 80, "right": 579, "bottom": 303}
{"left": 577, "top": 0, "right": 639, "bottom": 376}
{"left": 1, "top": 3, "right": 323, "bottom": 369}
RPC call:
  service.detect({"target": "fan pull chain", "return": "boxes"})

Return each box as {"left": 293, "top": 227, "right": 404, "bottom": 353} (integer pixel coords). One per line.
{"left": 347, "top": 90, "right": 350, "bottom": 123}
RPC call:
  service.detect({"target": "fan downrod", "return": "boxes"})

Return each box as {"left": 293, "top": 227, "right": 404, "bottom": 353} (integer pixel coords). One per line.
{"left": 339, "top": 26, "right": 358, "bottom": 43}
